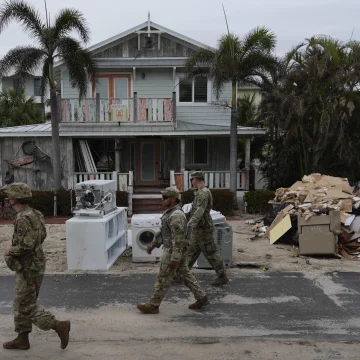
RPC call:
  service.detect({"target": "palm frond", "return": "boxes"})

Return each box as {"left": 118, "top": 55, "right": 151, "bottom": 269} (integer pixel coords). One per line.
{"left": 241, "top": 27, "right": 276, "bottom": 55}
{"left": 0, "top": 46, "right": 45, "bottom": 76}
{"left": 57, "top": 36, "right": 97, "bottom": 98}
{"left": 185, "top": 48, "right": 216, "bottom": 77}
{"left": 0, "top": 0, "right": 44, "bottom": 40}
{"left": 53, "top": 8, "right": 90, "bottom": 44}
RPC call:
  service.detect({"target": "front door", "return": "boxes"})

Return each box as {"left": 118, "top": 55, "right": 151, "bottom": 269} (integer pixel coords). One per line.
{"left": 135, "top": 140, "right": 161, "bottom": 186}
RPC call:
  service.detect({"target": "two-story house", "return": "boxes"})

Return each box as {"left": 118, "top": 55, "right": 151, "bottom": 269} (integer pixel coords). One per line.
{"left": 0, "top": 67, "right": 50, "bottom": 116}
{"left": 0, "top": 16, "right": 265, "bottom": 213}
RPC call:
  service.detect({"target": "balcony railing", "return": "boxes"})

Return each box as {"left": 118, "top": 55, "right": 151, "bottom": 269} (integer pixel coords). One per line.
{"left": 61, "top": 92, "right": 176, "bottom": 123}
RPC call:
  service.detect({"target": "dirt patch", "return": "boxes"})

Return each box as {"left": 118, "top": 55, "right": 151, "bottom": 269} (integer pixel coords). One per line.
{"left": 1, "top": 219, "right": 360, "bottom": 275}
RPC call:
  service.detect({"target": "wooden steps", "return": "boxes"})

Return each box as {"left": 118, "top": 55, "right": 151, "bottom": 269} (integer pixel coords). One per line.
{"left": 132, "top": 197, "right": 163, "bottom": 214}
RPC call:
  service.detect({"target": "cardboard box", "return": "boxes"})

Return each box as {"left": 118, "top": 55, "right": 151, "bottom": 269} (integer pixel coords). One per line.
{"left": 298, "top": 211, "right": 341, "bottom": 255}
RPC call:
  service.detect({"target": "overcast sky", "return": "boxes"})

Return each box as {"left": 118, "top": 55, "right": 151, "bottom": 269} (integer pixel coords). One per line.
{"left": 0, "top": 0, "right": 358, "bottom": 57}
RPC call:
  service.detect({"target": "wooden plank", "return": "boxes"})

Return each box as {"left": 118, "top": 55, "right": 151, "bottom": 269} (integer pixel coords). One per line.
{"left": 157, "top": 99, "right": 164, "bottom": 121}
{"left": 265, "top": 204, "right": 294, "bottom": 239}
{"left": 220, "top": 173, "right": 225, "bottom": 188}
{"left": 148, "top": 99, "right": 153, "bottom": 121}
{"left": 225, "top": 173, "right": 230, "bottom": 188}
{"left": 118, "top": 174, "right": 128, "bottom": 191}
{"left": 71, "top": 99, "right": 75, "bottom": 121}
{"left": 215, "top": 173, "right": 220, "bottom": 189}
{"left": 175, "top": 173, "right": 184, "bottom": 191}
{"left": 269, "top": 214, "right": 292, "bottom": 244}
{"left": 204, "top": 172, "right": 209, "bottom": 185}
{"left": 209, "top": 172, "right": 214, "bottom": 188}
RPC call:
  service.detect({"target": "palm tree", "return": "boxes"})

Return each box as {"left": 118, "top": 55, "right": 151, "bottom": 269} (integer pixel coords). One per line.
{"left": 259, "top": 36, "right": 360, "bottom": 188}
{"left": 185, "top": 28, "right": 277, "bottom": 197}
{"left": 0, "top": 88, "right": 43, "bottom": 127}
{"left": 0, "top": 0, "right": 97, "bottom": 191}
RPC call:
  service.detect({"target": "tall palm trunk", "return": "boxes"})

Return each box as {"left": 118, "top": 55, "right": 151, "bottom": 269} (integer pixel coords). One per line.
{"left": 230, "top": 81, "right": 238, "bottom": 197}
{"left": 49, "top": 63, "right": 61, "bottom": 192}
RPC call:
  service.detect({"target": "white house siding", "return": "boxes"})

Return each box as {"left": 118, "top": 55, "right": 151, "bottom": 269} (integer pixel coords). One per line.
{"left": 177, "top": 82, "right": 232, "bottom": 126}
{"left": 134, "top": 68, "right": 174, "bottom": 98}
{"left": 61, "top": 69, "right": 80, "bottom": 98}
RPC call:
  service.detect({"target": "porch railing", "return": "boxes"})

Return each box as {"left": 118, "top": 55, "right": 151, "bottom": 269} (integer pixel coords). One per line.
{"left": 179, "top": 171, "right": 244, "bottom": 191}
{"left": 61, "top": 92, "right": 175, "bottom": 123}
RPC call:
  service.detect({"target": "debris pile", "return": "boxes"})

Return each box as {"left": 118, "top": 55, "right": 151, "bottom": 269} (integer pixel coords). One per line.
{"left": 251, "top": 173, "right": 360, "bottom": 259}
{"left": 271, "top": 174, "right": 357, "bottom": 221}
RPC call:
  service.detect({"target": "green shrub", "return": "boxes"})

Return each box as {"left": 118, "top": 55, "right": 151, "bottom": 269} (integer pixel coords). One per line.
{"left": 56, "top": 189, "right": 76, "bottom": 217}
{"left": 116, "top": 191, "right": 128, "bottom": 207}
{"left": 244, "top": 190, "right": 275, "bottom": 214}
{"left": 29, "top": 191, "right": 54, "bottom": 216}
{"left": 181, "top": 189, "right": 235, "bottom": 216}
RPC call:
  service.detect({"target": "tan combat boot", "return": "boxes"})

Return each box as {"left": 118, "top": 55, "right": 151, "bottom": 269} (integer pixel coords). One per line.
{"left": 3, "top": 332, "right": 30, "bottom": 350}
{"left": 137, "top": 303, "right": 159, "bottom": 314}
{"left": 211, "top": 274, "right": 229, "bottom": 286}
{"left": 189, "top": 296, "right": 210, "bottom": 310}
{"left": 53, "top": 320, "right": 71, "bottom": 349}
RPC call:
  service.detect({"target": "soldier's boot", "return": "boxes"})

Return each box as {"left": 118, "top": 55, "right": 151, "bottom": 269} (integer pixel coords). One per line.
{"left": 137, "top": 303, "right": 159, "bottom": 314}
{"left": 53, "top": 320, "right": 71, "bottom": 349}
{"left": 3, "top": 332, "right": 30, "bottom": 350}
{"left": 211, "top": 274, "right": 229, "bottom": 286}
{"left": 188, "top": 296, "right": 210, "bottom": 310}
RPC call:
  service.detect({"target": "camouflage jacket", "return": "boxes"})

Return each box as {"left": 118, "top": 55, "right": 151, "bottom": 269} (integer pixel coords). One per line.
{"left": 187, "top": 186, "right": 213, "bottom": 230}
{"left": 5, "top": 205, "right": 47, "bottom": 275}
{"left": 151, "top": 204, "right": 186, "bottom": 262}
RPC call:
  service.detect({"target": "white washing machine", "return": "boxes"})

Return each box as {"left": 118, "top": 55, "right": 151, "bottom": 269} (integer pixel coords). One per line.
{"left": 131, "top": 214, "right": 163, "bottom": 262}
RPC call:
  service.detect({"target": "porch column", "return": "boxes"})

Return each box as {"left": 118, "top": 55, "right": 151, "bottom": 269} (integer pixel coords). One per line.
{"left": 133, "top": 92, "right": 138, "bottom": 123}
{"left": 67, "top": 138, "right": 74, "bottom": 189}
{"left": 245, "top": 137, "right": 251, "bottom": 190}
{"left": 115, "top": 139, "right": 122, "bottom": 172}
{"left": 180, "top": 138, "right": 185, "bottom": 172}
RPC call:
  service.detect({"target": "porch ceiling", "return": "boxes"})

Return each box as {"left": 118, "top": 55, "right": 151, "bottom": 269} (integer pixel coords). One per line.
{"left": 0, "top": 121, "right": 266, "bottom": 137}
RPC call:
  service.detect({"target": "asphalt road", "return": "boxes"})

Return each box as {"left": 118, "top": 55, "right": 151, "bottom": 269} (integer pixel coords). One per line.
{"left": 0, "top": 271, "right": 360, "bottom": 359}
{"left": 1, "top": 271, "right": 360, "bottom": 339}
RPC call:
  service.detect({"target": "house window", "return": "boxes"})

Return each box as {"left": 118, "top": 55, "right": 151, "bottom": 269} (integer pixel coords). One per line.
{"left": 33, "top": 78, "right": 42, "bottom": 96}
{"left": 186, "top": 138, "right": 208, "bottom": 165}
{"left": 179, "top": 76, "right": 208, "bottom": 103}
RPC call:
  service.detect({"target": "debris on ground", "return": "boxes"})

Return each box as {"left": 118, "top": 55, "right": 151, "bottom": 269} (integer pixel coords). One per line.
{"left": 246, "top": 173, "right": 360, "bottom": 260}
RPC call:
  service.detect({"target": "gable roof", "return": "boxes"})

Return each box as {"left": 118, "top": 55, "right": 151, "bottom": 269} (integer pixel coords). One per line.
{"left": 54, "top": 20, "right": 212, "bottom": 69}
{"left": 87, "top": 21, "right": 213, "bottom": 54}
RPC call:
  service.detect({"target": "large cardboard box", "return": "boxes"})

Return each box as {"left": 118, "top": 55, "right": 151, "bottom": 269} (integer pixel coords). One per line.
{"left": 298, "top": 211, "right": 341, "bottom": 255}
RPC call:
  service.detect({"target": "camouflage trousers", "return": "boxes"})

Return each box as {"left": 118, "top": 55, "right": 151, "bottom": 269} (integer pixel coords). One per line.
{"left": 187, "top": 228, "right": 226, "bottom": 276}
{"left": 150, "top": 248, "right": 206, "bottom": 307}
{"left": 13, "top": 272, "right": 56, "bottom": 334}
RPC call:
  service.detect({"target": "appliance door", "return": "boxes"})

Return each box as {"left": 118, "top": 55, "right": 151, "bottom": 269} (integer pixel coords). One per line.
{"left": 136, "top": 228, "right": 157, "bottom": 251}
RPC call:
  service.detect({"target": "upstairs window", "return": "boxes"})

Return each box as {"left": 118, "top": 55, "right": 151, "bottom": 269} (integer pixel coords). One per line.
{"left": 179, "top": 76, "right": 208, "bottom": 103}
{"left": 33, "top": 78, "right": 42, "bottom": 96}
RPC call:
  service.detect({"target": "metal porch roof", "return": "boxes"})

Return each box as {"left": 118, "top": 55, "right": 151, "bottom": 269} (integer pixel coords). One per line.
{"left": 0, "top": 121, "right": 266, "bottom": 137}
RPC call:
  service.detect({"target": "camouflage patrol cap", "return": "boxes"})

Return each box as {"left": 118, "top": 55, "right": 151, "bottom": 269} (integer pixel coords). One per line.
{"left": 0, "top": 182, "right": 32, "bottom": 199}
{"left": 161, "top": 187, "right": 181, "bottom": 200}
{"left": 190, "top": 171, "right": 204, "bottom": 180}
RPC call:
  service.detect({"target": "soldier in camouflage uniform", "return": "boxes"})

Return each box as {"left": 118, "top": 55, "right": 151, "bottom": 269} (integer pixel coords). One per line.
{"left": 1, "top": 183, "right": 71, "bottom": 351}
{"left": 186, "top": 171, "right": 229, "bottom": 286}
{"left": 137, "top": 187, "right": 209, "bottom": 314}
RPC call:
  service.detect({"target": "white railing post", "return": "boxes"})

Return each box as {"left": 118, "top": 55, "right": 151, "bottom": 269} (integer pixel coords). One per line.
{"left": 112, "top": 171, "right": 118, "bottom": 189}
{"left": 184, "top": 170, "right": 189, "bottom": 191}
{"left": 170, "top": 170, "right": 176, "bottom": 187}
{"left": 127, "top": 171, "right": 133, "bottom": 216}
